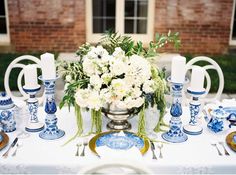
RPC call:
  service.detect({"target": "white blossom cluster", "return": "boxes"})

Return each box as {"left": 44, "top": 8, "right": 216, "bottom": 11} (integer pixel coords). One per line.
{"left": 75, "top": 46, "right": 157, "bottom": 110}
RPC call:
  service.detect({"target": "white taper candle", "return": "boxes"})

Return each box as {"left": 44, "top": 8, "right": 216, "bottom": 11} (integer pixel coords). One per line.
{"left": 190, "top": 66, "right": 205, "bottom": 91}
{"left": 24, "top": 64, "right": 39, "bottom": 89}
{"left": 171, "top": 56, "right": 186, "bottom": 83}
{"left": 40, "top": 53, "right": 56, "bottom": 80}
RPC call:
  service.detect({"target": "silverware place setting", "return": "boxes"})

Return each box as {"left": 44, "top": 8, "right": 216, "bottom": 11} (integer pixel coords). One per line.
{"left": 150, "top": 141, "right": 157, "bottom": 160}
{"left": 80, "top": 139, "right": 89, "bottom": 157}
{"left": 211, "top": 141, "right": 230, "bottom": 156}
{"left": 218, "top": 141, "right": 230, "bottom": 156}
{"left": 157, "top": 143, "right": 163, "bottom": 159}
{"left": 2, "top": 137, "right": 18, "bottom": 158}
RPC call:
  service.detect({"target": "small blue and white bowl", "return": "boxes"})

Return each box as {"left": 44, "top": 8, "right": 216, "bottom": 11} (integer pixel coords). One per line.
{"left": 0, "top": 92, "right": 16, "bottom": 132}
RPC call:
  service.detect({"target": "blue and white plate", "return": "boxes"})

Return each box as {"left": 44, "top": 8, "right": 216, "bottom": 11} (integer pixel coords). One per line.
{"left": 89, "top": 131, "right": 149, "bottom": 155}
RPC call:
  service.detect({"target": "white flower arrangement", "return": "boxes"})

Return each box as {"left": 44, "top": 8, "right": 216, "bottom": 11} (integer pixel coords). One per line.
{"left": 59, "top": 32, "right": 180, "bottom": 139}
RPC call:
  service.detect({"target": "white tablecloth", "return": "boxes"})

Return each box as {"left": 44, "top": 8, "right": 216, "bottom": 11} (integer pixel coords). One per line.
{"left": 0, "top": 106, "right": 236, "bottom": 174}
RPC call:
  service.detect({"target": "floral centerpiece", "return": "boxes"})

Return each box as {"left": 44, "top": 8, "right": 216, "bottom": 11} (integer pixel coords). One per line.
{"left": 59, "top": 31, "right": 180, "bottom": 140}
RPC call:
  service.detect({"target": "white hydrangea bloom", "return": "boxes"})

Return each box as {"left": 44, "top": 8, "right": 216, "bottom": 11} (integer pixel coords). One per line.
{"left": 128, "top": 55, "right": 151, "bottom": 84}
{"left": 110, "top": 59, "right": 128, "bottom": 76}
{"left": 90, "top": 75, "right": 102, "bottom": 90}
{"left": 143, "top": 80, "right": 155, "bottom": 94}
{"left": 130, "top": 86, "right": 142, "bottom": 98}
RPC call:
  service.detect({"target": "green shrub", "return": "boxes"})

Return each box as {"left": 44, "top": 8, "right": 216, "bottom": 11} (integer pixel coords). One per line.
{"left": 185, "top": 54, "right": 236, "bottom": 93}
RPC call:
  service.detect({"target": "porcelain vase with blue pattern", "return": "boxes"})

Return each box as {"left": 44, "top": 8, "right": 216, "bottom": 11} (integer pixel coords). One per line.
{"left": 23, "top": 86, "right": 44, "bottom": 132}
{"left": 183, "top": 88, "right": 205, "bottom": 135}
{"left": 0, "top": 92, "right": 16, "bottom": 132}
{"left": 162, "top": 81, "right": 188, "bottom": 143}
{"left": 39, "top": 76, "right": 65, "bottom": 140}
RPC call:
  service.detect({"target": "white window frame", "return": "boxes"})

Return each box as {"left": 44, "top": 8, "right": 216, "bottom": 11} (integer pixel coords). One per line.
{"left": 86, "top": 0, "right": 155, "bottom": 44}
{"left": 0, "top": 0, "right": 10, "bottom": 45}
{"left": 230, "top": 0, "right": 236, "bottom": 45}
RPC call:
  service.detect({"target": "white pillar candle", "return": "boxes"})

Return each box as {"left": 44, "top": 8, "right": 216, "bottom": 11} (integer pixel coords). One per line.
{"left": 24, "top": 65, "right": 39, "bottom": 89}
{"left": 190, "top": 66, "right": 205, "bottom": 91}
{"left": 171, "top": 56, "right": 186, "bottom": 83}
{"left": 40, "top": 53, "right": 56, "bottom": 80}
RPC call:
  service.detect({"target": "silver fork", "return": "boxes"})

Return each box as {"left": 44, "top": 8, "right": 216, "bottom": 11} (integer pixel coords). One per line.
{"left": 157, "top": 143, "right": 163, "bottom": 159}
{"left": 75, "top": 143, "right": 81, "bottom": 157}
{"left": 150, "top": 141, "right": 157, "bottom": 160}
{"left": 80, "top": 140, "right": 88, "bottom": 157}
{"left": 219, "top": 142, "right": 230, "bottom": 156}
{"left": 211, "top": 143, "right": 223, "bottom": 156}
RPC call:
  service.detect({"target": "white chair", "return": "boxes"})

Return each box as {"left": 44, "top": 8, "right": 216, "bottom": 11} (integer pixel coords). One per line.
{"left": 184, "top": 56, "right": 224, "bottom": 104}
{"left": 4, "top": 55, "right": 44, "bottom": 105}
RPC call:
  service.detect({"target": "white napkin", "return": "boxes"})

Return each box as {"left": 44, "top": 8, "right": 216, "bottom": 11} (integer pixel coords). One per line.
{"left": 96, "top": 145, "right": 143, "bottom": 160}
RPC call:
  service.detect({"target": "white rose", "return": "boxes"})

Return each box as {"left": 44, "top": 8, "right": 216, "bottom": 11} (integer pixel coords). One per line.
{"left": 75, "top": 89, "right": 90, "bottom": 108}
{"left": 87, "top": 90, "right": 102, "bottom": 110}
{"left": 113, "top": 47, "right": 125, "bottom": 59}
{"left": 82, "top": 57, "right": 96, "bottom": 76}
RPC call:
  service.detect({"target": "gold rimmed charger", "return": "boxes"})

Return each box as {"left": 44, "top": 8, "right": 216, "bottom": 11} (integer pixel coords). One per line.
{"left": 89, "top": 131, "right": 149, "bottom": 156}
{"left": 226, "top": 131, "right": 236, "bottom": 152}
{"left": 0, "top": 132, "right": 9, "bottom": 151}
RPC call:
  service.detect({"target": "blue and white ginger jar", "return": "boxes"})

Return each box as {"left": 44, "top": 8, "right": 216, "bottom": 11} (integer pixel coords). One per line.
{"left": 0, "top": 92, "right": 16, "bottom": 132}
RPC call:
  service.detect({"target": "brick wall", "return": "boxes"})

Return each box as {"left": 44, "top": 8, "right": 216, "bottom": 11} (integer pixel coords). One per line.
{"left": 7, "top": 0, "right": 234, "bottom": 54}
{"left": 8, "top": 0, "right": 86, "bottom": 52}
{"left": 155, "top": 0, "right": 234, "bottom": 55}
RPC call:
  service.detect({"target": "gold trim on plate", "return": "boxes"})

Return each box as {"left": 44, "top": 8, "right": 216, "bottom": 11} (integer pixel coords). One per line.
{"left": 89, "top": 131, "right": 149, "bottom": 156}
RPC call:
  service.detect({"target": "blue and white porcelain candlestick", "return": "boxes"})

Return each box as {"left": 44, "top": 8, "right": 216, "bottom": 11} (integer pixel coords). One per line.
{"left": 162, "top": 79, "right": 188, "bottom": 143}
{"left": 23, "top": 86, "right": 44, "bottom": 132}
{"left": 38, "top": 76, "right": 65, "bottom": 140}
{"left": 183, "top": 88, "right": 205, "bottom": 135}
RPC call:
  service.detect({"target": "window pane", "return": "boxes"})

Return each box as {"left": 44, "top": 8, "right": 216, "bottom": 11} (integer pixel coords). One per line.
{"left": 0, "top": 0, "right": 5, "bottom": 16}
{"left": 92, "top": 0, "right": 115, "bottom": 33}
{"left": 124, "top": 0, "right": 148, "bottom": 34}
{"left": 93, "top": 18, "right": 115, "bottom": 33}
{"left": 125, "top": 19, "right": 134, "bottom": 33}
{"left": 137, "top": 19, "right": 147, "bottom": 33}
{"left": 0, "top": 17, "right": 7, "bottom": 34}
{"left": 125, "top": 1, "right": 135, "bottom": 17}
{"left": 137, "top": 0, "right": 147, "bottom": 17}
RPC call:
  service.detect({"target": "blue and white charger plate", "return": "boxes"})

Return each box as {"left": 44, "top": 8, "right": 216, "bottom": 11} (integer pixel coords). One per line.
{"left": 89, "top": 131, "right": 149, "bottom": 156}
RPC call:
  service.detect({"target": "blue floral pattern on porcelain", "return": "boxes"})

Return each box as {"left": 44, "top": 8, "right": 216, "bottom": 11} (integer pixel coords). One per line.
{"left": 207, "top": 106, "right": 229, "bottom": 133}
{"left": 96, "top": 132, "right": 144, "bottom": 150}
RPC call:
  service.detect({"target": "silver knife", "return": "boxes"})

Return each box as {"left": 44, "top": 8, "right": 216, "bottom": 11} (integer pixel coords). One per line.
{"left": 2, "top": 137, "right": 18, "bottom": 158}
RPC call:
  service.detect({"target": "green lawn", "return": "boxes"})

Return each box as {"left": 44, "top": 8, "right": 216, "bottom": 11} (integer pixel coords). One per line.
{"left": 0, "top": 53, "right": 58, "bottom": 91}
{"left": 185, "top": 54, "right": 236, "bottom": 93}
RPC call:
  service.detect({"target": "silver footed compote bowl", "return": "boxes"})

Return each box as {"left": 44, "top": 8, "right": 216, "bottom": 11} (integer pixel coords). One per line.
{"left": 102, "top": 103, "right": 138, "bottom": 130}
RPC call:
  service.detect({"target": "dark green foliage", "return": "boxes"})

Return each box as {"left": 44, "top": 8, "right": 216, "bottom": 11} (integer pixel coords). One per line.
{"left": 0, "top": 52, "right": 59, "bottom": 91}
